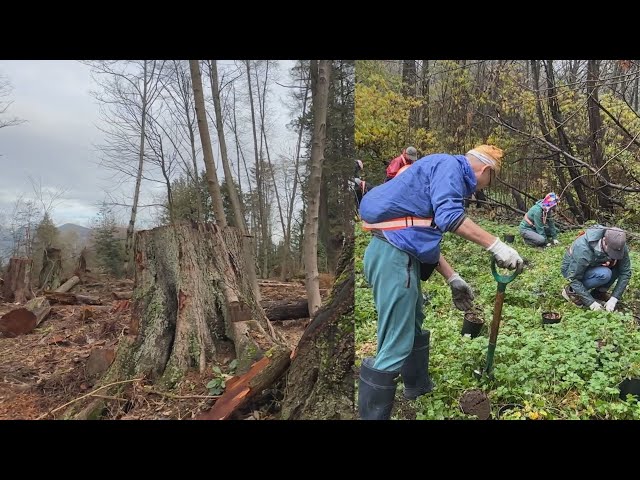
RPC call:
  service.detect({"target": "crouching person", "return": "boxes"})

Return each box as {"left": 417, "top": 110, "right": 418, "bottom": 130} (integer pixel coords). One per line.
{"left": 561, "top": 225, "right": 631, "bottom": 312}
{"left": 519, "top": 192, "right": 559, "bottom": 247}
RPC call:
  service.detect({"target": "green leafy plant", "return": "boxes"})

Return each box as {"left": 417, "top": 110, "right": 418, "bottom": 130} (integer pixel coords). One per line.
{"left": 206, "top": 363, "right": 236, "bottom": 396}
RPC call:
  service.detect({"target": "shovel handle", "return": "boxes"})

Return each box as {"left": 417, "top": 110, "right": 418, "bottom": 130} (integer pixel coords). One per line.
{"left": 491, "top": 257, "right": 523, "bottom": 286}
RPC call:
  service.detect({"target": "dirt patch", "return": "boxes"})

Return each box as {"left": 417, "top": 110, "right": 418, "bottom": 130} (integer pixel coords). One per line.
{"left": 392, "top": 395, "right": 418, "bottom": 420}
{"left": 356, "top": 341, "right": 377, "bottom": 359}
{"left": 459, "top": 389, "right": 491, "bottom": 419}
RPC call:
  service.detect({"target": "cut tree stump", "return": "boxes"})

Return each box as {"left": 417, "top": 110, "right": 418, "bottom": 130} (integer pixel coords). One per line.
{"left": 39, "top": 247, "right": 62, "bottom": 291}
{"left": 196, "top": 345, "right": 291, "bottom": 420}
{"left": 262, "top": 299, "right": 309, "bottom": 321}
{"left": 44, "top": 292, "right": 102, "bottom": 305}
{"left": 74, "top": 247, "right": 88, "bottom": 279}
{"left": 3, "top": 257, "right": 33, "bottom": 303}
{"left": 0, "top": 296, "right": 51, "bottom": 337}
{"left": 63, "top": 223, "right": 286, "bottom": 420}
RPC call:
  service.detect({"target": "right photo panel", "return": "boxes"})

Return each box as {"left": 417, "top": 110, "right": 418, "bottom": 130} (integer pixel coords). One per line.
{"left": 353, "top": 59, "right": 640, "bottom": 420}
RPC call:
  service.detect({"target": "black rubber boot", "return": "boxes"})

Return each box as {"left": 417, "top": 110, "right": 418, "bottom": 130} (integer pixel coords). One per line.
{"left": 358, "top": 357, "right": 399, "bottom": 420}
{"left": 401, "top": 329, "right": 434, "bottom": 400}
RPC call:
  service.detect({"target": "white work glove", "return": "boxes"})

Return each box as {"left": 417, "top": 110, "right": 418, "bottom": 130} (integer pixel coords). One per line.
{"left": 487, "top": 238, "right": 524, "bottom": 270}
{"left": 553, "top": 239, "right": 560, "bottom": 245}
{"left": 589, "top": 302, "right": 603, "bottom": 311}
{"left": 605, "top": 297, "right": 618, "bottom": 312}
{"left": 447, "top": 273, "right": 474, "bottom": 311}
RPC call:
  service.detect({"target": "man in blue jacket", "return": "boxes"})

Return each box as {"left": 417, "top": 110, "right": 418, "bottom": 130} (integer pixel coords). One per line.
{"left": 358, "top": 144, "right": 524, "bottom": 420}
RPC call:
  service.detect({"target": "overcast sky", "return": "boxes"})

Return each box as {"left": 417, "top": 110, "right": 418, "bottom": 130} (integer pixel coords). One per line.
{"left": 0, "top": 60, "right": 297, "bottom": 228}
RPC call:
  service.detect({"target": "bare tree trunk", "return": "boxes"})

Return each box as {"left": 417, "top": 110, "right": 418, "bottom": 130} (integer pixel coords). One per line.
{"left": 123, "top": 60, "right": 148, "bottom": 276}
{"left": 545, "top": 60, "right": 591, "bottom": 221}
{"left": 284, "top": 79, "right": 310, "bottom": 281}
{"left": 245, "top": 60, "right": 267, "bottom": 276}
{"left": 209, "top": 60, "right": 260, "bottom": 302}
{"left": 402, "top": 60, "right": 418, "bottom": 129}
{"left": 634, "top": 70, "right": 640, "bottom": 112}
{"left": 586, "top": 59, "right": 613, "bottom": 213}
{"left": 254, "top": 61, "right": 288, "bottom": 282}
{"left": 420, "top": 60, "right": 430, "bottom": 129}
{"left": 180, "top": 63, "right": 203, "bottom": 221}
{"left": 303, "top": 60, "right": 331, "bottom": 316}
{"left": 531, "top": 60, "right": 581, "bottom": 221}
{"left": 245, "top": 61, "right": 268, "bottom": 278}
{"left": 230, "top": 84, "right": 243, "bottom": 198}
{"left": 189, "top": 60, "right": 227, "bottom": 227}
{"left": 2, "top": 257, "right": 32, "bottom": 303}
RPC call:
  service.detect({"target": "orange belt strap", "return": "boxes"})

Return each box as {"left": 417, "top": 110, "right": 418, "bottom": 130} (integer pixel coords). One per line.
{"left": 362, "top": 216, "right": 433, "bottom": 231}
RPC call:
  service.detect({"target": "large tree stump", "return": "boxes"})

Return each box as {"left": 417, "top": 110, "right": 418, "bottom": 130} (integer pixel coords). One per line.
{"left": 39, "top": 247, "right": 62, "bottom": 291}
{"left": 280, "top": 235, "right": 355, "bottom": 420}
{"left": 63, "top": 223, "right": 286, "bottom": 419}
{"left": 3, "top": 257, "right": 33, "bottom": 303}
{"left": 87, "top": 223, "right": 283, "bottom": 397}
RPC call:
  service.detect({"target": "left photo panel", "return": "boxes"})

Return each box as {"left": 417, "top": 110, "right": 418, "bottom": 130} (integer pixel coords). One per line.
{"left": 0, "top": 60, "right": 356, "bottom": 420}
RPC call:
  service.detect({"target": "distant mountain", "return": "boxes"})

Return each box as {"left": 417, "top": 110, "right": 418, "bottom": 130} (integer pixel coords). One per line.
{"left": 57, "top": 223, "right": 92, "bottom": 240}
{"left": 0, "top": 223, "right": 130, "bottom": 259}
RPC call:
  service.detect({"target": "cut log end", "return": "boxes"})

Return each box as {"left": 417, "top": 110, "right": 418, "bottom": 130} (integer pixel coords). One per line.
{"left": 0, "top": 308, "right": 37, "bottom": 338}
{"left": 0, "top": 296, "right": 51, "bottom": 337}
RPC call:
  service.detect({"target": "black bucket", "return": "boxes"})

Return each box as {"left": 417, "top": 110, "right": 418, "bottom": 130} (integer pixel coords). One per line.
{"left": 542, "top": 311, "right": 562, "bottom": 325}
{"left": 497, "top": 403, "right": 523, "bottom": 419}
{"left": 504, "top": 234, "right": 515, "bottom": 244}
{"left": 619, "top": 378, "right": 640, "bottom": 402}
{"left": 461, "top": 312, "right": 484, "bottom": 338}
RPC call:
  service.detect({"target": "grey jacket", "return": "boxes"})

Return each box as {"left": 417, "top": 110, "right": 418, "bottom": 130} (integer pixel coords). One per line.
{"left": 561, "top": 226, "right": 632, "bottom": 305}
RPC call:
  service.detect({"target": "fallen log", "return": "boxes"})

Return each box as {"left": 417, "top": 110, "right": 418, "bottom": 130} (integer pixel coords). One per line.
{"left": 50, "top": 304, "right": 113, "bottom": 314}
{"left": 196, "top": 345, "right": 291, "bottom": 420}
{"left": 0, "top": 296, "right": 51, "bottom": 337}
{"left": 56, "top": 276, "right": 80, "bottom": 293}
{"left": 44, "top": 292, "right": 102, "bottom": 305}
{"left": 258, "top": 281, "right": 304, "bottom": 288}
{"left": 262, "top": 299, "right": 309, "bottom": 321}
{"left": 111, "top": 291, "right": 133, "bottom": 300}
